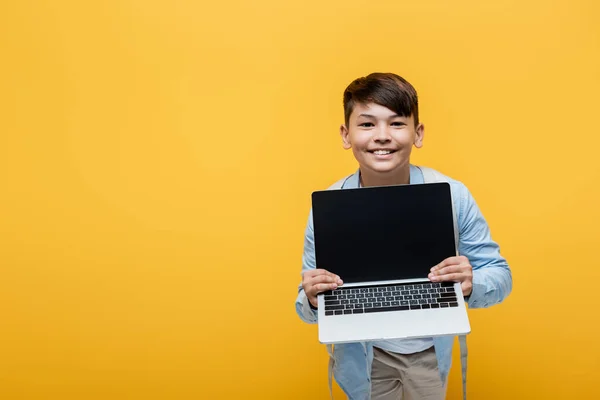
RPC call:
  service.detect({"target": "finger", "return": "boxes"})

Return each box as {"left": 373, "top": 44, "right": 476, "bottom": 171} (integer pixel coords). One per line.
{"left": 429, "top": 265, "right": 465, "bottom": 277}
{"left": 320, "top": 271, "right": 343, "bottom": 285}
{"left": 310, "top": 269, "right": 343, "bottom": 284}
{"left": 321, "top": 269, "right": 343, "bottom": 284}
{"left": 306, "top": 268, "right": 342, "bottom": 281}
{"left": 430, "top": 256, "right": 463, "bottom": 271}
{"left": 304, "top": 268, "right": 326, "bottom": 278}
{"left": 429, "top": 272, "right": 465, "bottom": 283}
{"left": 310, "top": 275, "right": 339, "bottom": 285}
{"left": 308, "top": 282, "right": 339, "bottom": 295}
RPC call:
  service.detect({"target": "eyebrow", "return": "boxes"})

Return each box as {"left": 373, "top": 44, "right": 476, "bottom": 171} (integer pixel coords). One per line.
{"left": 357, "top": 113, "right": 404, "bottom": 120}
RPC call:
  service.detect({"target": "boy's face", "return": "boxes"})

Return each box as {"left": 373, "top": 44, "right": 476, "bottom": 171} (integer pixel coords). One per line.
{"left": 340, "top": 102, "right": 424, "bottom": 177}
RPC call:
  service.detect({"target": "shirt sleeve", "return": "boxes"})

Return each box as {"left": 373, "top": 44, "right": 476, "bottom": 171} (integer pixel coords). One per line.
{"left": 457, "top": 183, "right": 513, "bottom": 308}
{"left": 295, "top": 209, "right": 319, "bottom": 324}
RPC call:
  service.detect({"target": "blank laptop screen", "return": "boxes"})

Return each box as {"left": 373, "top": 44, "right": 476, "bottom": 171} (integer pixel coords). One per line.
{"left": 311, "top": 183, "right": 457, "bottom": 284}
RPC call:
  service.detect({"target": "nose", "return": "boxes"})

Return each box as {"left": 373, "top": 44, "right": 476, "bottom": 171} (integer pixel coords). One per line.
{"left": 373, "top": 125, "right": 392, "bottom": 143}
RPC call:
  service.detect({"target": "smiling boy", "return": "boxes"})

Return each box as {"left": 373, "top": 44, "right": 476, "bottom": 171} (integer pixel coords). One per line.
{"left": 295, "top": 73, "right": 512, "bottom": 399}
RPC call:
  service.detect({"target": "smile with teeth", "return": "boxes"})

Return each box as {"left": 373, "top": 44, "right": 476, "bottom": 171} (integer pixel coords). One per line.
{"left": 371, "top": 150, "right": 395, "bottom": 155}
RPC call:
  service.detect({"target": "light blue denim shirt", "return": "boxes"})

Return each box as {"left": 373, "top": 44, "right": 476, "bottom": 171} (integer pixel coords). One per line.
{"left": 295, "top": 165, "right": 512, "bottom": 399}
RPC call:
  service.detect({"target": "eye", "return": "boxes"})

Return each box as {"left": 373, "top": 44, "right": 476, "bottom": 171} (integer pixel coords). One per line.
{"left": 391, "top": 121, "right": 406, "bottom": 127}
{"left": 358, "top": 122, "right": 374, "bottom": 128}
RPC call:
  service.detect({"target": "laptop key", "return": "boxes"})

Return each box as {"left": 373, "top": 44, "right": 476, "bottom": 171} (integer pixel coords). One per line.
{"left": 391, "top": 301, "right": 400, "bottom": 306}
{"left": 365, "top": 306, "right": 410, "bottom": 313}
{"left": 374, "top": 302, "right": 382, "bottom": 307}
{"left": 386, "top": 296, "right": 394, "bottom": 301}
{"left": 400, "top": 300, "right": 409, "bottom": 306}
{"left": 440, "top": 303, "right": 449, "bottom": 308}
{"left": 431, "top": 304, "right": 440, "bottom": 309}
{"left": 325, "top": 305, "right": 345, "bottom": 311}
{"left": 350, "top": 299, "right": 358, "bottom": 304}
{"left": 341, "top": 300, "right": 349, "bottom": 305}
{"left": 364, "top": 303, "right": 373, "bottom": 308}
{"left": 395, "top": 296, "right": 403, "bottom": 300}
{"left": 325, "top": 311, "right": 334, "bottom": 316}
{"left": 325, "top": 300, "right": 340, "bottom": 306}
{"left": 344, "top": 310, "right": 353, "bottom": 314}
{"left": 419, "top": 299, "right": 428, "bottom": 304}
{"left": 382, "top": 302, "right": 391, "bottom": 307}
{"left": 334, "top": 310, "right": 343, "bottom": 315}
{"left": 353, "top": 309, "right": 364, "bottom": 314}
{"left": 324, "top": 295, "right": 337, "bottom": 301}
{"left": 401, "top": 290, "right": 410, "bottom": 295}
{"left": 449, "top": 302, "right": 458, "bottom": 307}
{"left": 422, "top": 304, "right": 431, "bottom": 309}
{"left": 409, "top": 300, "right": 418, "bottom": 305}
{"left": 437, "top": 297, "right": 457, "bottom": 303}
{"left": 410, "top": 305, "right": 421, "bottom": 310}
{"left": 441, "top": 292, "right": 456, "bottom": 298}
{"left": 346, "top": 304, "right": 354, "bottom": 309}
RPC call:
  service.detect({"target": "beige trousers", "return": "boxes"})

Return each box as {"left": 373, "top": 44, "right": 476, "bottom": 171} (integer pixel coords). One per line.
{"left": 370, "top": 346, "right": 446, "bottom": 400}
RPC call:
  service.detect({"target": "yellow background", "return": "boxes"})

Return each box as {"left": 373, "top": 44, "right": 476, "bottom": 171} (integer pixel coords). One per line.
{"left": 1, "top": 0, "right": 599, "bottom": 399}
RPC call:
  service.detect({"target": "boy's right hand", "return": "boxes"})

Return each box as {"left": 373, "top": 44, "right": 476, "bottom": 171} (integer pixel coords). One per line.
{"left": 302, "top": 269, "right": 343, "bottom": 308}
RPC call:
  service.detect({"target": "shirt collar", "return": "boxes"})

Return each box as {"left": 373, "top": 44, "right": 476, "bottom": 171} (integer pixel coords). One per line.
{"left": 343, "top": 164, "right": 423, "bottom": 189}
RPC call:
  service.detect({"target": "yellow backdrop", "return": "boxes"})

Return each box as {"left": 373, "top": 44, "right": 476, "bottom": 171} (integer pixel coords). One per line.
{"left": 1, "top": 0, "right": 599, "bottom": 399}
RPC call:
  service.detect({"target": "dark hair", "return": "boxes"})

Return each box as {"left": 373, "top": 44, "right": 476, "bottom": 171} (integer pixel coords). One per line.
{"left": 343, "top": 72, "right": 419, "bottom": 126}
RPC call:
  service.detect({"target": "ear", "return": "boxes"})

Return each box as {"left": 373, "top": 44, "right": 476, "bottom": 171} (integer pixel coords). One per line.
{"left": 340, "top": 124, "right": 352, "bottom": 150}
{"left": 414, "top": 123, "right": 425, "bottom": 148}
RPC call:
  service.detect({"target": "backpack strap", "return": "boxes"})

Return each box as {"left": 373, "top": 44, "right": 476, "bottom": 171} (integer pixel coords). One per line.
{"left": 419, "top": 165, "right": 468, "bottom": 400}
{"left": 327, "top": 344, "right": 335, "bottom": 399}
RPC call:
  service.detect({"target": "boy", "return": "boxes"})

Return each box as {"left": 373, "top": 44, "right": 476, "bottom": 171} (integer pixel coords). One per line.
{"left": 295, "top": 73, "right": 512, "bottom": 399}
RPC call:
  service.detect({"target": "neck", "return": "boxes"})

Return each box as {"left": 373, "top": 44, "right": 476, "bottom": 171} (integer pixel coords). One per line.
{"left": 360, "top": 165, "right": 411, "bottom": 187}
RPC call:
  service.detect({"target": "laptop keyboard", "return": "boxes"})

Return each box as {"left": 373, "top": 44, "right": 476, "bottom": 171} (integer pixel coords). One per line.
{"left": 323, "top": 281, "right": 459, "bottom": 316}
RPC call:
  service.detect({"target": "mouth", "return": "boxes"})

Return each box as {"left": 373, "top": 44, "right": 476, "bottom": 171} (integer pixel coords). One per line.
{"left": 368, "top": 149, "right": 397, "bottom": 156}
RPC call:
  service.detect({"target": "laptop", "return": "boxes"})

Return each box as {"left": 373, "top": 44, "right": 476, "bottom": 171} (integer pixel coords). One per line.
{"left": 312, "top": 182, "right": 471, "bottom": 344}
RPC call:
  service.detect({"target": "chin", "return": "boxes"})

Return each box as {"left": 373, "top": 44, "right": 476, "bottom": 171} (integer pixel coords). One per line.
{"left": 367, "top": 163, "right": 402, "bottom": 174}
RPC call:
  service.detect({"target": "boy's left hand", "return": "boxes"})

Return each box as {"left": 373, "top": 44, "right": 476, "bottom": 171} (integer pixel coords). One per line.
{"left": 428, "top": 255, "right": 473, "bottom": 297}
